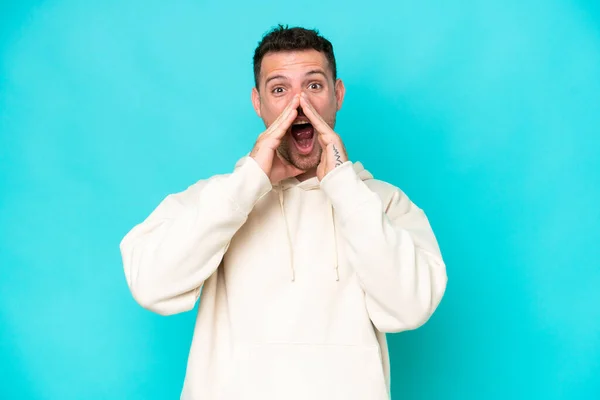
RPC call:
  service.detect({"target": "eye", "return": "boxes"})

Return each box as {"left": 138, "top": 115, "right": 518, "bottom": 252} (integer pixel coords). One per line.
{"left": 308, "top": 82, "right": 322, "bottom": 90}
{"left": 271, "top": 87, "right": 285, "bottom": 95}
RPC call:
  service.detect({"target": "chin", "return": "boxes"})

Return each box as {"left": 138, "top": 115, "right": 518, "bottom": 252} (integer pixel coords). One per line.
{"left": 279, "top": 139, "right": 322, "bottom": 172}
{"left": 290, "top": 152, "right": 320, "bottom": 172}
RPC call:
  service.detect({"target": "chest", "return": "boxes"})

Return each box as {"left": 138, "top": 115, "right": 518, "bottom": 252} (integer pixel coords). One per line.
{"left": 223, "top": 189, "right": 343, "bottom": 284}
{"left": 218, "top": 189, "right": 375, "bottom": 344}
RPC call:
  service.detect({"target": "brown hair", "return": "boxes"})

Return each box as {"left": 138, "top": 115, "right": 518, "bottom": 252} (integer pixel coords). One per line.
{"left": 253, "top": 24, "right": 337, "bottom": 89}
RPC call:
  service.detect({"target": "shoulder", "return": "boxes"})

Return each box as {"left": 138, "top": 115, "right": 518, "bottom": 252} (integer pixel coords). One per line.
{"left": 161, "top": 171, "right": 231, "bottom": 208}
{"left": 168, "top": 156, "right": 263, "bottom": 206}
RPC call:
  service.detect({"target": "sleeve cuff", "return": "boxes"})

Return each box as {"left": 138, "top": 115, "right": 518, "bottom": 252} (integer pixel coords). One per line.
{"left": 320, "top": 161, "right": 379, "bottom": 221}
{"left": 220, "top": 156, "right": 273, "bottom": 216}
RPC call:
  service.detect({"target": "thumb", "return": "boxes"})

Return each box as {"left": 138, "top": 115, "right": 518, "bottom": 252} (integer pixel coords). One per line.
{"left": 317, "top": 131, "right": 328, "bottom": 151}
{"left": 317, "top": 141, "right": 327, "bottom": 180}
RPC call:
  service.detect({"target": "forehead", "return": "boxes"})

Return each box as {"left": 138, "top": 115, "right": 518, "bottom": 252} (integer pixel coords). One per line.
{"left": 260, "top": 49, "right": 332, "bottom": 83}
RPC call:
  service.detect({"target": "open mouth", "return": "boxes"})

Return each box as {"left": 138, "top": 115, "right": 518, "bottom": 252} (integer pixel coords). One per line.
{"left": 290, "top": 119, "right": 315, "bottom": 155}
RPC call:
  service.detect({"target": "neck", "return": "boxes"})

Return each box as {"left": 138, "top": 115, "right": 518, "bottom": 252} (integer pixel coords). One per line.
{"left": 295, "top": 168, "right": 317, "bottom": 182}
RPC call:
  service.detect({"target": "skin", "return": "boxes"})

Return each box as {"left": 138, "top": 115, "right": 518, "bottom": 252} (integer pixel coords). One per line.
{"left": 250, "top": 49, "right": 349, "bottom": 183}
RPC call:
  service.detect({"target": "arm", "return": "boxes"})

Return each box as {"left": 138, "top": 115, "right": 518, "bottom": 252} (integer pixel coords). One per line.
{"left": 120, "top": 157, "right": 272, "bottom": 316}
{"left": 121, "top": 95, "right": 302, "bottom": 316}
{"left": 320, "top": 162, "right": 447, "bottom": 333}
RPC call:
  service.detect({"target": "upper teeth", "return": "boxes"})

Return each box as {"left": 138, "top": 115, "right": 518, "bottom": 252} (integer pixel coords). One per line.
{"left": 293, "top": 120, "right": 310, "bottom": 126}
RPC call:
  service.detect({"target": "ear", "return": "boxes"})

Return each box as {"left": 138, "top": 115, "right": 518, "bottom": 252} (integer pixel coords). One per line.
{"left": 334, "top": 79, "right": 346, "bottom": 111}
{"left": 251, "top": 87, "right": 262, "bottom": 118}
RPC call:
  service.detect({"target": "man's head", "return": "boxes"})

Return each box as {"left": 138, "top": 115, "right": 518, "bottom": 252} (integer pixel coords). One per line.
{"left": 251, "top": 25, "right": 345, "bottom": 174}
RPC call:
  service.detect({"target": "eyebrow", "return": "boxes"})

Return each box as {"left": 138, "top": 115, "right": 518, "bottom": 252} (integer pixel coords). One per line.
{"left": 305, "top": 70, "right": 328, "bottom": 80}
{"left": 264, "top": 70, "right": 329, "bottom": 87}
{"left": 264, "top": 74, "right": 288, "bottom": 87}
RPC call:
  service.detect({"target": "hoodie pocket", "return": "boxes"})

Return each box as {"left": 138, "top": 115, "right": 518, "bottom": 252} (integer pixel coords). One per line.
{"left": 225, "top": 343, "right": 388, "bottom": 400}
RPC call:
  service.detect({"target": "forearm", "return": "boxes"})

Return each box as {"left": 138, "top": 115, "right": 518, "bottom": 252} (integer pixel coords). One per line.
{"left": 321, "top": 163, "right": 447, "bottom": 332}
{"left": 342, "top": 199, "right": 446, "bottom": 332}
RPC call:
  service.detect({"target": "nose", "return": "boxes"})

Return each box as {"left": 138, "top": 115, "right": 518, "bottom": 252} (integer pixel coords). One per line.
{"left": 293, "top": 90, "right": 306, "bottom": 116}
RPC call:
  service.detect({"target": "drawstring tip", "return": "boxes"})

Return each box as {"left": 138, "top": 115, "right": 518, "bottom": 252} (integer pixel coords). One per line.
{"left": 334, "top": 267, "right": 340, "bottom": 281}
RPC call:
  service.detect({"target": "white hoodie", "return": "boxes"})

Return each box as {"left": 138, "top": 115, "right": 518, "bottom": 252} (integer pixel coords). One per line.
{"left": 121, "top": 155, "right": 447, "bottom": 400}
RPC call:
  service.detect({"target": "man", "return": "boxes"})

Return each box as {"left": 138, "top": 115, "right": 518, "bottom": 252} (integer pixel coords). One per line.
{"left": 121, "top": 25, "right": 447, "bottom": 400}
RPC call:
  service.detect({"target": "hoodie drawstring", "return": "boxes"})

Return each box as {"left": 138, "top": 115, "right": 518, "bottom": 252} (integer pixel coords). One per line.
{"left": 331, "top": 202, "right": 340, "bottom": 281}
{"left": 277, "top": 187, "right": 296, "bottom": 281}
{"left": 277, "top": 185, "right": 339, "bottom": 282}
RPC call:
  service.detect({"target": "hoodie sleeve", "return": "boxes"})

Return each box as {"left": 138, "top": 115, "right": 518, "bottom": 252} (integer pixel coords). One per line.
{"left": 120, "top": 157, "right": 272, "bottom": 316}
{"left": 320, "top": 162, "right": 447, "bottom": 333}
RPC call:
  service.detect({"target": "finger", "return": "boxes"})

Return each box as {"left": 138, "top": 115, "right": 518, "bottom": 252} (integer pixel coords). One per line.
{"left": 316, "top": 128, "right": 329, "bottom": 148}
{"left": 300, "top": 94, "right": 335, "bottom": 136}
{"left": 317, "top": 141, "right": 327, "bottom": 178}
{"left": 261, "top": 98, "right": 294, "bottom": 138}
{"left": 269, "top": 106, "right": 298, "bottom": 140}
{"left": 275, "top": 95, "right": 299, "bottom": 125}
{"left": 320, "top": 141, "right": 327, "bottom": 163}
{"left": 266, "top": 95, "right": 300, "bottom": 136}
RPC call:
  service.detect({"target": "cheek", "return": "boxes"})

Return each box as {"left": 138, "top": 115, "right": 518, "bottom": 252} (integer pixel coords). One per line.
{"left": 305, "top": 91, "right": 336, "bottom": 112}
{"left": 312, "top": 99, "right": 336, "bottom": 119}
{"left": 261, "top": 107, "right": 280, "bottom": 125}
{"left": 262, "top": 98, "right": 289, "bottom": 123}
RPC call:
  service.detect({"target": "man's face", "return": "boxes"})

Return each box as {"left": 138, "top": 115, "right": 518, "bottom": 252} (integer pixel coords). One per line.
{"left": 252, "top": 49, "right": 345, "bottom": 173}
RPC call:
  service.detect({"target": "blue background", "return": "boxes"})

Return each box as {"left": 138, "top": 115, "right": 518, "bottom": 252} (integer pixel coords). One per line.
{"left": 1, "top": 0, "right": 599, "bottom": 399}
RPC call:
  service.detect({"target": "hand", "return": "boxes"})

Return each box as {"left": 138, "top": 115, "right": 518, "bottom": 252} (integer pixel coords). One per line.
{"left": 250, "top": 94, "right": 305, "bottom": 184}
{"left": 300, "top": 93, "right": 348, "bottom": 181}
